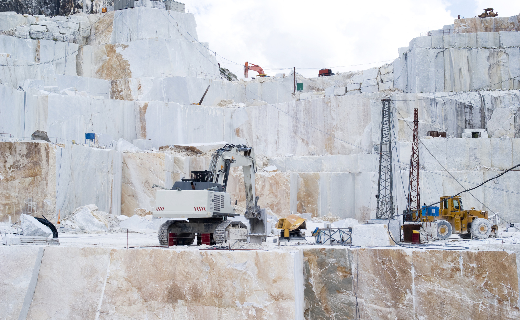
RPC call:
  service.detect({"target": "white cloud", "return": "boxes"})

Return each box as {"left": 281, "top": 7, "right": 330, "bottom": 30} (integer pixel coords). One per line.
{"left": 182, "top": 0, "right": 518, "bottom": 78}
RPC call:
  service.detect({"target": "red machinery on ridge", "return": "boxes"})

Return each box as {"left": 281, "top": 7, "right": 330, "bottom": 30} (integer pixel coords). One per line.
{"left": 244, "top": 62, "right": 266, "bottom": 78}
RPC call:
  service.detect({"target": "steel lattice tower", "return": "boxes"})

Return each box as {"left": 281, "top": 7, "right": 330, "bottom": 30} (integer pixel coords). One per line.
{"left": 376, "top": 99, "right": 394, "bottom": 219}
{"left": 408, "top": 108, "right": 420, "bottom": 219}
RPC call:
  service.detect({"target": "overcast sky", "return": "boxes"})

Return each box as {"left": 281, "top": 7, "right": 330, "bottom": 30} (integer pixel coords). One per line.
{"left": 182, "top": 0, "right": 520, "bottom": 79}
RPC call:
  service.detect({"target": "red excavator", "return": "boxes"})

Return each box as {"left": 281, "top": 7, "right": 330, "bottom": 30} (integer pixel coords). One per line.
{"left": 244, "top": 62, "right": 266, "bottom": 78}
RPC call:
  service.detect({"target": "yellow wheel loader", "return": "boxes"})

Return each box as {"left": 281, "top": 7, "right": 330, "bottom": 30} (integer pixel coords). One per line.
{"left": 408, "top": 196, "right": 495, "bottom": 240}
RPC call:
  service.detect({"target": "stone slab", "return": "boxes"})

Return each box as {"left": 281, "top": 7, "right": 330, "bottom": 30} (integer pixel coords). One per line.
{"left": 351, "top": 224, "right": 395, "bottom": 247}
{"left": 354, "top": 249, "right": 412, "bottom": 318}
{"left": 0, "top": 142, "right": 56, "bottom": 222}
{"left": 353, "top": 248, "right": 520, "bottom": 319}
{"left": 477, "top": 32, "right": 500, "bottom": 48}
{"left": 303, "top": 248, "right": 355, "bottom": 319}
{"left": 0, "top": 246, "right": 42, "bottom": 320}
{"left": 413, "top": 250, "right": 519, "bottom": 319}
{"left": 98, "top": 248, "right": 300, "bottom": 319}
{"left": 500, "top": 31, "right": 520, "bottom": 48}
{"left": 27, "top": 247, "right": 111, "bottom": 320}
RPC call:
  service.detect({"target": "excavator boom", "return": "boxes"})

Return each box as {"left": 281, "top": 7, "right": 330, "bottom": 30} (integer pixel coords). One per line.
{"left": 244, "top": 62, "right": 266, "bottom": 78}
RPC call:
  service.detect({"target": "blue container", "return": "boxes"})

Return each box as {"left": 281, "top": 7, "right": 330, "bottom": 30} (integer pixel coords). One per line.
{"left": 85, "top": 133, "right": 95, "bottom": 140}
{"left": 422, "top": 206, "right": 439, "bottom": 217}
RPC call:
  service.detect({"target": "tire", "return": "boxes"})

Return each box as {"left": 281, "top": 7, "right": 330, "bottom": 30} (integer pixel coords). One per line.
{"left": 436, "top": 220, "right": 452, "bottom": 240}
{"left": 470, "top": 218, "right": 492, "bottom": 239}
{"left": 158, "top": 220, "right": 176, "bottom": 246}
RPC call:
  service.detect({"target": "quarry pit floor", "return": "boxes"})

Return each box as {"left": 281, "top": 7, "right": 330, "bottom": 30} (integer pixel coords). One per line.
{"left": 3, "top": 228, "right": 520, "bottom": 252}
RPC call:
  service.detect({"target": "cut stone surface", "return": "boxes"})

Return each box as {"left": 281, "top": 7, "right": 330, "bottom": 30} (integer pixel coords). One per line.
{"left": 97, "top": 248, "right": 300, "bottom": 319}
{"left": 303, "top": 248, "right": 355, "bottom": 319}
{"left": 20, "top": 214, "right": 52, "bottom": 237}
{"left": 26, "top": 247, "right": 111, "bottom": 320}
{"left": 351, "top": 224, "right": 395, "bottom": 247}
{"left": 0, "top": 246, "right": 42, "bottom": 320}
{"left": 353, "top": 248, "right": 520, "bottom": 319}
{"left": 0, "top": 142, "right": 56, "bottom": 223}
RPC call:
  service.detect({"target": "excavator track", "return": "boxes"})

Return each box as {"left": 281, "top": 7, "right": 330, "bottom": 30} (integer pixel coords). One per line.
{"left": 214, "top": 220, "right": 247, "bottom": 244}
{"left": 158, "top": 220, "right": 177, "bottom": 246}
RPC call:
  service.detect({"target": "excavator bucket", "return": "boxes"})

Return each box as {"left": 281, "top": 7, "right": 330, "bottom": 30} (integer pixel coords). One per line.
{"left": 276, "top": 214, "right": 307, "bottom": 239}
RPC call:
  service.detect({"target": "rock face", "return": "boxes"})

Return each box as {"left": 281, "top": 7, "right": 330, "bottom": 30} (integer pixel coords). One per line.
{"left": 1, "top": 5, "right": 520, "bottom": 224}
{"left": 394, "top": 32, "right": 520, "bottom": 93}
{"left": 303, "top": 248, "right": 356, "bottom": 319}
{"left": 302, "top": 248, "right": 520, "bottom": 319}
{"left": 2, "top": 246, "right": 518, "bottom": 319}
{"left": 0, "top": 0, "right": 100, "bottom": 16}
{"left": 0, "top": 142, "right": 56, "bottom": 222}
{"left": 121, "top": 152, "right": 171, "bottom": 216}
{"left": 20, "top": 214, "right": 52, "bottom": 237}
{"left": 19, "top": 247, "right": 301, "bottom": 319}
{"left": 31, "top": 130, "right": 51, "bottom": 142}
{"left": 0, "top": 247, "right": 43, "bottom": 320}
{"left": 455, "top": 15, "right": 520, "bottom": 33}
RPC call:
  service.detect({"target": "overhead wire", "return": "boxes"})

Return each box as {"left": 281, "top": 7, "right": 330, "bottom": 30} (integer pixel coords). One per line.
{"left": 392, "top": 103, "right": 520, "bottom": 225}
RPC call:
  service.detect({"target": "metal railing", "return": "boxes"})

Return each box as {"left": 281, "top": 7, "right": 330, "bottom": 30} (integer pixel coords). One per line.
{"left": 314, "top": 227, "right": 352, "bottom": 246}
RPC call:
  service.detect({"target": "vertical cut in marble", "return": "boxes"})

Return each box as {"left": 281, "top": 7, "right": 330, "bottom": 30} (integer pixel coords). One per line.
{"left": 303, "top": 248, "right": 356, "bottom": 319}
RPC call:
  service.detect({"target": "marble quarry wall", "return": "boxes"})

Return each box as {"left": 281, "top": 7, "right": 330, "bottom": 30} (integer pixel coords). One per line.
{"left": 0, "top": 0, "right": 84, "bottom": 17}
{"left": 0, "top": 142, "right": 56, "bottom": 222}
{"left": 394, "top": 31, "right": 520, "bottom": 93}
{"left": 0, "top": 141, "right": 122, "bottom": 222}
{"left": 1, "top": 246, "right": 520, "bottom": 320}
{"left": 1, "top": 6, "right": 520, "bottom": 223}
{"left": 55, "top": 144, "right": 122, "bottom": 218}
{"left": 455, "top": 14, "right": 520, "bottom": 33}
{"left": 0, "top": 246, "right": 303, "bottom": 320}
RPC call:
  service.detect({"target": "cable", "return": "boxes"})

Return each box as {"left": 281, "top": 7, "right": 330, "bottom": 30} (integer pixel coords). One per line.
{"left": 0, "top": 49, "right": 79, "bottom": 67}
{"left": 392, "top": 104, "right": 520, "bottom": 224}
{"left": 262, "top": 60, "right": 395, "bottom": 71}
{"left": 395, "top": 106, "right": 491, "bottom": 212}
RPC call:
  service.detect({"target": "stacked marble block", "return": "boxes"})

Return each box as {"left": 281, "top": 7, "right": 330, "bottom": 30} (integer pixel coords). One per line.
{"left": 2, "top": 246, "right": 519, "bottom": 320}
{"left": 394, "top": 30, "right": 520, "bottom": 93}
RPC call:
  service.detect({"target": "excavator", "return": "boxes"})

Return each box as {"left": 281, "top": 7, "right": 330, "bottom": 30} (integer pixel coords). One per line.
{"left": 153, "top": 144, "right": 266, "bottom": 246}
{"left": 478, "top": 8, "right": 498, "bottom": 18}
{"left": 244, "top": 62, "right": 267, "bottom": 78}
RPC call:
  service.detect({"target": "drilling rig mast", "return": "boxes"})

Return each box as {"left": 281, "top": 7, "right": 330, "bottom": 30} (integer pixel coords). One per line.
{"left": 407, "top": 108, "right": 420, "bottom": 220}
{"left": 376, "top": 99, "right": 394, "bottom": 219}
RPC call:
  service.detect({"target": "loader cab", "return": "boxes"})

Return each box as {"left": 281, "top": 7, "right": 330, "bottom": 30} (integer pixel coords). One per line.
{"left": 440, "top": 196, "right": 463, "bottom": 215}
{"left": 452, "top": 198, "right": 462, "bottom": 211}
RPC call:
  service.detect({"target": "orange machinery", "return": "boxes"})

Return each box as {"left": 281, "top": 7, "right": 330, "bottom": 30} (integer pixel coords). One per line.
{"left": 244, "top": 62, "right": 266, "bottom": 78}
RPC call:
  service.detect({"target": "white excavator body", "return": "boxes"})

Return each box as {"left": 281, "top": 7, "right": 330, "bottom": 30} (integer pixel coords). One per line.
{"left": 152, "top": 144, "right": 266, "bottom": 246}
{"left": 154, "top": 190, "right": 234, "bottom": 219}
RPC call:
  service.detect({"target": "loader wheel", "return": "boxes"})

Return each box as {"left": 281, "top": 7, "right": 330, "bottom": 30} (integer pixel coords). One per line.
{"left": 471, "top": 218, "right": 491, "bottom": 239}
{"left": 436, "top": 220, "right": 452, "bottom": 240}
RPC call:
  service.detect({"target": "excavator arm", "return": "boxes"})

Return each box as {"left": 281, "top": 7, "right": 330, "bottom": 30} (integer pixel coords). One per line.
{"left": 208, "top": 144, "right": 260, "bottom": 217}
{"left": 244, "top": 62, "right": 266, "bottom": 78}
{"left": 208, "top": 144, "right": 266, "bottom": 241}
